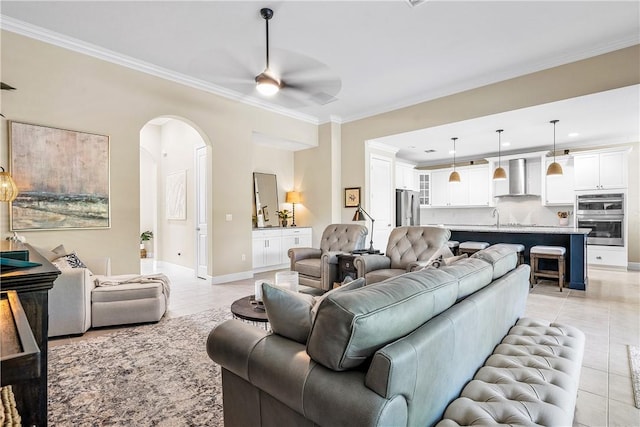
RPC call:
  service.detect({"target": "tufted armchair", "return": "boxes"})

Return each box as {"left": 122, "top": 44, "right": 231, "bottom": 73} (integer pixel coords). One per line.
{"left": 288, "top": 224, "right": 368, "bottom": 292}
{"left": 354, "top": 226, "right": 451, "bottom": 285}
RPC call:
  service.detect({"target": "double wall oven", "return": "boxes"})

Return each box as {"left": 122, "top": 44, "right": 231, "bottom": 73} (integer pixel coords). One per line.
{"left": 576, "top": 193, "right": 624, "bottom": 246}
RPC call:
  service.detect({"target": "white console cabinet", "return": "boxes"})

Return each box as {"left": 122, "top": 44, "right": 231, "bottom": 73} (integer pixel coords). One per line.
{"left": 252, "top": 227, "right": 312, "bottom": 271}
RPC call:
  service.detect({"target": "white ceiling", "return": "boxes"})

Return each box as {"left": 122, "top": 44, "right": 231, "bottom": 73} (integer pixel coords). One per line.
{"left": 1, "top": 1, "right": 639, "bottom": 164}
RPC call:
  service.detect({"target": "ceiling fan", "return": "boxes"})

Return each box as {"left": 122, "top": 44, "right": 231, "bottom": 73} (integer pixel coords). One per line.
{"left": 191, "top": 8, "right": 341, "bottom": 109}
{"left": 251, "top": 7, "right": 341, "bottom": 107}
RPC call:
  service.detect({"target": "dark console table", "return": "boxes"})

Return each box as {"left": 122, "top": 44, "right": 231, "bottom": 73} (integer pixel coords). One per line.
{"left": 0, "top": 242, "right": 60, "bottom": 426}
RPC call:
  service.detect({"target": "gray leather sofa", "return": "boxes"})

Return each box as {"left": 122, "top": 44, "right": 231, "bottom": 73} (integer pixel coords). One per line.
{"left": 207, "top": 244, "right": 583, "bottom": 426}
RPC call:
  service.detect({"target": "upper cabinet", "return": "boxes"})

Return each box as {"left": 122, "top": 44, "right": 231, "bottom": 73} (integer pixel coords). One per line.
{"left": 542, "top": 156, "right": 574, "bottom": 205}
{"left": 574, "top": 150, "right": 628, "bottom": 190}
{"left": 418, "top": 172, "right": 430, "bottom": 207}
{"left": 395, "top": 161, "right": 419, "bottom": 191}
{"left": 430, "top": 165, "right": 489, "bottom": 207}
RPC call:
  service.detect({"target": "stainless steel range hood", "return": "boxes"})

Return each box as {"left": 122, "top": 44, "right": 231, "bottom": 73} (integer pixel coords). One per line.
{"left": 496, "top": 158, "right": 540, "bottom": 198}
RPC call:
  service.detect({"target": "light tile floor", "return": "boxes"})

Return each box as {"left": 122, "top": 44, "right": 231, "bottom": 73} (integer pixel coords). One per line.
{"left": 50, "top": 260, "right": 640, "bottom": 426}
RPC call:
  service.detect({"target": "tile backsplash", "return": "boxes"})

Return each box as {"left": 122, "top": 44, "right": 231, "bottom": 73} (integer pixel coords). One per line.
{"left": 421, "top": 199, "right": 574, "bottom": 227}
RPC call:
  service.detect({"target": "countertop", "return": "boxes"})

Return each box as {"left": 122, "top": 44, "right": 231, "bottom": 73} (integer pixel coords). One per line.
{"left": 429, "top": 224, "right": 591, "bottom": 235}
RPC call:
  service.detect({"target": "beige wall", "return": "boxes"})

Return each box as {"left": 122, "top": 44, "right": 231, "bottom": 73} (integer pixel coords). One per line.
{"left": 340, "top": 45, "right": 640, "bottom": 263}
{"left": 1, "top": 31, "right": 317, "bottom": 275}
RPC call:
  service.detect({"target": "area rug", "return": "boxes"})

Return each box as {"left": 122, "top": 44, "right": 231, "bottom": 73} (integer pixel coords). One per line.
{"left": 629, "top": 345, "right": 640, "bottom": 409}
{"left": 48, "top": 308, "right": 232, "bottom": 426}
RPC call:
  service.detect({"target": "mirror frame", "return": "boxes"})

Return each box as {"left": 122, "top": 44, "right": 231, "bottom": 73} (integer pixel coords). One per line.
{"left": 253, "top": 172, "right": 279, "bottom": 228}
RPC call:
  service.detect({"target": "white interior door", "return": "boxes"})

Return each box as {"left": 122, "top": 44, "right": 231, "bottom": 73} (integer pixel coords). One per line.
{"left": 370, "top": 155, "right": 393, "bottom": 252}
{"left": 195, "top": 146, "right": 208, "bottom": 279}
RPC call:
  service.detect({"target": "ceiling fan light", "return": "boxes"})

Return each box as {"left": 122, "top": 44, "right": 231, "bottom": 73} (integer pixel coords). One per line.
{"left": 546, "top": 161, "right": 563, "bottom": 176}
{"left": 448, "top": 170, "right": 461, "bottom": 183}
{"left": 255, "top": 73, "right": 280, "bottom": 96}
{"left": 492, "top": 166, "right": 507, "bottom": 181}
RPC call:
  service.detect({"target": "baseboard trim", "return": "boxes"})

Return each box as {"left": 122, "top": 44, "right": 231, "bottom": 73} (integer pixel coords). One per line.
{"left": 211, "top": 270, "right": 253, "bottom": 285}
{"left": 628, "top": 262, "right": 640, "bottom": 271}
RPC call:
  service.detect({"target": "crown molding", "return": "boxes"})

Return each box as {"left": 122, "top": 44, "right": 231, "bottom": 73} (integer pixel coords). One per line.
{"left": 0, "top": 16, "right": 319, "bottom": 125}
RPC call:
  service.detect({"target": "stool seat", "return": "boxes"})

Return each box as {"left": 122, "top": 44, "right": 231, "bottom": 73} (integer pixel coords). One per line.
{"left": 500, "top": 243, "right": 525, "bottom": 252}
{"left": 446, "top": 240, "right": 460, "bottom": 248}
{"left": 531, "top": 245, "right": 566, "bottom": 256}
{"left": 459, "top": 241, "right": 489, "bottom": 250}
{"left": 530, "top": 245, "right": 566, "bottom": 291}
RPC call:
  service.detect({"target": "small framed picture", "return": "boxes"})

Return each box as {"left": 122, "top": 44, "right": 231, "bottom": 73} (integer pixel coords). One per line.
{"left": 344, "top": 187, "right": 361, "bottom": 207}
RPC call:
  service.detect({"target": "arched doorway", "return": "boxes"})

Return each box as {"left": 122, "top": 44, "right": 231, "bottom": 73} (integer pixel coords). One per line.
{"left": 140, "top": 117, "right": 210, "bottom": 280}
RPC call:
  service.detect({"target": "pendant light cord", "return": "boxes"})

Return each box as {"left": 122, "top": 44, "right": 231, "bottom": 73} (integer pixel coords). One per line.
{"left": 550, "top": 119, "right": 559, "bottom": 162}
{"left": 496, "top": 129, "right": 503, "bottom": 167}
{"left": 452, "top": 137, "right": 457, "bottom": 170}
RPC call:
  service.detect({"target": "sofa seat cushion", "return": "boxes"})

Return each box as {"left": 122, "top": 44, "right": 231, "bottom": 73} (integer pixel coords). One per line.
{"left": 294, "top": 257, "right": 321, "bottom": 278}
{"left": 307, "top": 268, "right": 458, "bottom": 371}
{"left": 438, "top": 257, "right": 493, "bottom": 300}
{"left": 471, "top": 244, "right": 518, "bottom": 280}
{"left": 92, "top": 281, "right": 163, "bottom": 303}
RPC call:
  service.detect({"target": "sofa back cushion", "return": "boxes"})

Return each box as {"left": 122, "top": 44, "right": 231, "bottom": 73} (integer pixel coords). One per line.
{"left": 385, "top": 226, "right": 451, "bottom": 269}
{"left": 471, "top": 244, "right": 518, "bottom": 280}
{"left": 438, "top": 257, "right": 493, "bottom": 300}
{"left": 307, "top": 268, "right": 458, "bottom": 371}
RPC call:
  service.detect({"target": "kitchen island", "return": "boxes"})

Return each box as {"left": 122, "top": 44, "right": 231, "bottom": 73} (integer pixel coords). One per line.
{"left": 439, "top": 225, "right": 590, "bottom": 290}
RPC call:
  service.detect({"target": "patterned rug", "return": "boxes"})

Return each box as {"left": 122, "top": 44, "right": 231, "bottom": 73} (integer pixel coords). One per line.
{"left": 630, "top": 345, "right": 640, "bottom": 409}
{"left": 48, "top": 308, "right": 232, "bottom": 426}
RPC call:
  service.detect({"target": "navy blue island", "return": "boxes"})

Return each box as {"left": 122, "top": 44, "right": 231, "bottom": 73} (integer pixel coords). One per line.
{"left": 442, "top": 225, "right": 590, "bottom": 290}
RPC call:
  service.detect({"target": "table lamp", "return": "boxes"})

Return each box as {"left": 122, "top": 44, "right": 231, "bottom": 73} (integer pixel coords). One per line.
{"left": 285, "top": 191, "right": 301, "bottom": 227}
{"left": 352, "top": 204, "right": 377, "bottom": 253}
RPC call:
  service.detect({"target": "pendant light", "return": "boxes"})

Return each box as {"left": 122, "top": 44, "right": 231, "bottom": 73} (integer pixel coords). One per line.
{"left": 492, "top": 129, "right": 507, "bottom": 181}
{"left": 448, "top": 137, "right": 460, "bottom": 183}
{"left": 546, "top": 119, "right": 563, "bottom": 176}
{"left": 0, "top": 166, "right": 19, "bottom": 202}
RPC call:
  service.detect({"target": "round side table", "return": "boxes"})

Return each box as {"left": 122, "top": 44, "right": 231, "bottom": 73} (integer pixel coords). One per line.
{"left": 230, "top": 295, "right": 269, "bottom": 329}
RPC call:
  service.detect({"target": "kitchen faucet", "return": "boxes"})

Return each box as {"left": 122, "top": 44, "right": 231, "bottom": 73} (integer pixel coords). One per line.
{"left": 492, "top": 208, "right": 500, "bottom": 229}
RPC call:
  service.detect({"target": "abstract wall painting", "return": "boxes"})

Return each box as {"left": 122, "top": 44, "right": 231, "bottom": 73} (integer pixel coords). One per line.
{"left": 9, "top": 121, "right": 110, "bottom": 230}
{"left": 166, "top": 170, "right": 186, "bottom": 220}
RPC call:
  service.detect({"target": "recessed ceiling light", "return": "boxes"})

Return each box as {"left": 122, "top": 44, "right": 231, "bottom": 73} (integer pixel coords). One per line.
{"left": 409, "top": 145, "right": 416, "bottom": 149}
{"left": 568, "top": 132, "right": 580, "bottom": 138}
{"left": 424, "top": 149, "right": 436, "bottom": 153}
{"left": 449, "top": 150, "right": 456, "bottom": 155}
{"left": 501, "top": 141, "right": 511, "bottom": 147}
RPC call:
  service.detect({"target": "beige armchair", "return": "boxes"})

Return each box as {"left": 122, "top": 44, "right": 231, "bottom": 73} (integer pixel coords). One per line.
{"left": 354, "top": 226, "right": 451, "bottom": 285}
{"left": 288, "top": 224, "right": 368, "bottom": 292}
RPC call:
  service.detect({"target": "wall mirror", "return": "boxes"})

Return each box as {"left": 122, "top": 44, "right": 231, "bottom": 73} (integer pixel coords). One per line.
{"left": 253, "top": 172, "right": 279, "bottom": 227}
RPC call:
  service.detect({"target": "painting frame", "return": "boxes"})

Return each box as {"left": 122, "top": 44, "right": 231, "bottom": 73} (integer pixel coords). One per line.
{"left": 344, "top": 187, "right": 361, "bottom": 208}
{"left": 9, "top": 121, "right": 111, "bottom": 231}
{"left": 166, "top": 170, "right": 187, "bottom": 220}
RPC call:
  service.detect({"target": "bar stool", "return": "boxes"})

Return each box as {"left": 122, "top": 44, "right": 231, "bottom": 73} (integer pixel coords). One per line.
{"left": 447, "top": 240, "right": 460, "bottom": 256}
{"left": 459, "top": 241, "right": 489, "bottom": 256}
{"left": 498, "top": 243, "right": 525, "bottom": 266}
{"left": 530, "top": 245, "right": 566, "bottom": 291}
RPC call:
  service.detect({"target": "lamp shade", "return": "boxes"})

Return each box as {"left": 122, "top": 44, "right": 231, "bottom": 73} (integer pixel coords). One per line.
{"left": 285, "top": 191, "right": 301, "bottom": 204}
{"left": 352, "top": 209, "right": 364, "bottom": 221}
{"left": 448, "top": 170, "right": 461, "bottom": 183}
{"left": 0, "top": 167, "right": 18, "bottom": 202}
{"left": 492, "top": 166, "right": 507, "bottom": 181}
{"left": 546, "top": 161, "right": 564, "bottom": 176}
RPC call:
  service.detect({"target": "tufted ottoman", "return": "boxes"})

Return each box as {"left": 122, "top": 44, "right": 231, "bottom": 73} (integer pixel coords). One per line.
{"left": 437, "top": 317, "right": 585, "bottom": 426}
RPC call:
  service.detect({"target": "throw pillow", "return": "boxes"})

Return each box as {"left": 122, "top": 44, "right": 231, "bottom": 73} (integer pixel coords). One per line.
{"left": 261, "top": 282, "right": 316, "bottom": 344}
{"left": 443, "top": 253, "right": 468, "bottom": 266}
{"left": 262, "top": 277, "right": 367, "bottom": 344}
{"left": 52, "top": 253, "right": 90, "bottom": 273}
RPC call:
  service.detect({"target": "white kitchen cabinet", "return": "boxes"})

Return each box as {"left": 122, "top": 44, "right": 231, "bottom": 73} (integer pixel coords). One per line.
{"left": 574, "top": 150, "right": 627, "bottom": 190}
{"left": 418, "top": 172, "right": 431, "bottom": 206}
{"left": 252, "top": 227, "right": 312, "bottom": 271}
{"left": 543, "top": 156, "right": 574, "bottom": 205}
{"left": 429, "top": 165, "right": 489, "bottom": 207}
{"left": 587, "top": 245, "right": 627, "bottom": 268}
{"left": 395, "top": 161, "right": 418, "bottom": 191}
{"left": 467, "top": 167, "right": 490, "bottom": 206}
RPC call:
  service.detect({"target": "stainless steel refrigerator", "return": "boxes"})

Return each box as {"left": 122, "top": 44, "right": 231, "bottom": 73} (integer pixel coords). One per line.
{"left": 396, "top": 189, "right": 421, "bottom": 226}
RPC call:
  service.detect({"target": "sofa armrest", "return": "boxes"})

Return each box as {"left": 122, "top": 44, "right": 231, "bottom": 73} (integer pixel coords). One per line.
{"left": 207, "top": 319, "right": 408, "bottom": 427}
{"left": 83, "top": 257, "right": 111, "bottom": 276}
{"left": 48, "top": 268, "right": 94, "bottom": 337}
{"left": 322, "top": 250, "right": 346, "bottom": 265}
{"left": 354, "top": 254, "right": 391, "bottom": 277}
{"left": 288, "top": 247, "right": 322, "bottom": 264}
